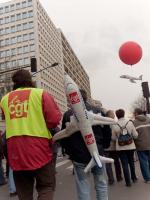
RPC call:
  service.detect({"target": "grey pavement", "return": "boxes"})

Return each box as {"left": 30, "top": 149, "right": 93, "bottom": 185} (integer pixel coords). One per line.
{"left": 0, "top": 157, "right": 150, "bottom": 200}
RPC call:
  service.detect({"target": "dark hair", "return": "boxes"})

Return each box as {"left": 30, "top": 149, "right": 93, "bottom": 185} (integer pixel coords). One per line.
{"left": 79, "top": 89, "right": 87, "bottom": 102}
{"left": 134, "top": 108, "right": 143, "bottom": 115}
{"left": 115, "top": 109, "right": 125, "bottom": 119}
{"left": 12, "top": 69, "right": 35, "bottom": 90}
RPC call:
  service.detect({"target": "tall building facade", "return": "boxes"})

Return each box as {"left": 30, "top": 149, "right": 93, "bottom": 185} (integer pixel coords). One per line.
{"left": 0, "top": 0, "right": 91, "bottom": 114}
{"left": 60, "top": 31, "right": 91, "bottom": 99}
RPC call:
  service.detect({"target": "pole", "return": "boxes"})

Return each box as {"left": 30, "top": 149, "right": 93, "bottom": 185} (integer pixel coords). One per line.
{"left": 146, "top": 97, "right": 150, "bottom": 114}
{"left": 32, "top": 62, "right": 59, "bottom": 77}
{"left": 0, "top": 65, "right": 30, "bottom": 75}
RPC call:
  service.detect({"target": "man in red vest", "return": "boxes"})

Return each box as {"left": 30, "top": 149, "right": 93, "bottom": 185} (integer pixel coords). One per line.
{"left": 1, "top": 69, "right": 62, "bottom": 200}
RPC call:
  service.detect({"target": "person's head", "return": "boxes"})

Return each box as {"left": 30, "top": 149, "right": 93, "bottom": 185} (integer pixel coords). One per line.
{"left": 12, "top": 69, "right": 35, "bottom": 90}
{"left": 133, "top": 108, "right": 144, "bottom": 117}
{"left": 80, "top": 89, "right": 87, "bottom": 102}
{"left": 106, "top": 110, "right": 115, "bottom": 119}
{"left": 115, "top": 109, "right": 125, "bottom": 119}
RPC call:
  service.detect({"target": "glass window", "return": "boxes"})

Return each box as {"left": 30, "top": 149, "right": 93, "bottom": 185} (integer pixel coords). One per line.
{"left": 5, "top": 17, "right": 9, "bottom": 23}
{"left": 0, "top": 7, "right": 3, "bottom": 14}
{"left": 17, "top": 35, "right": 22, "bottom": 43}
{"left": 12, "top": 60, "right": 16, "bottom": 67}
{"left": 5, "top": 38, "right": 10, "bottom": 45}
{"left": 0, "top": 29, "right": 4, "bottom": 35}
{"left": 11, "top": 26, "right": 15, "bottom": 33}
{"left": 23, "top": 34, "right": 29, "bottom": 41}
{"left": 30, "top": 44, "right": 35, "bottom": 51}
{"left": 28, "top": 0, "right": 32, "bottom": 6}
{"left": 16, "top": 3, "right": 21, "bottom": 9}
{"left": 18, "top": 59, "right": 23, "bottom": 66}
{"left": 29, "top": 32, "right": 34, "bottom": 39}
{"left": 5, "top": 6, "right": 9, "bottom": 13}
{"left": 0, "top": 18, "right": 4, "bottom": 25}
{"left": 18, "top": 47, "right": 23, "bottom": 54}
{"left": 11, "top": 48, "right": 16, "bottom": 56}
{"left": 5, "top": 27, "right": 10, "bottom": 34}
{"left": 23, "top": 23, "right": 28, "bottom": 30}
{"left": 11, "top": 15, "right": 15, "bottom": 22}
{"left": 16, "top": 24, "right": 22, "bottom": 31}
{"left": 29, "top": 21, "right": 33, "bottom": 28}
{"left": 10, "top": 4, "right": 15, "bottom": 11}
{"left": 24, "top": 58, "right": 30, "bottom": 65}
{"left": 6, "top": 50, "right": 10, "bottom": 57}
{"left": 0, "top": 40, "right": 5, "bottom": 47}
{"left": 22, "top": 12, "right": 27, "bottom": 19}
{"left": 23, "top": 46, "right": 29, "bottom": 53}
{"left": 0, "top": 51, "right": 5, "bottom": 58}
{"left": 22, "top": 1, "right": 26, "bottom": 8}
{"left": 11, "top": 37, "right": 17, "bottom": 44}
{"left": 16, "top": 13, "right": 21, "bottom": 21}
{"left": 28, "top": 10, "right": 33, "bottom": 17}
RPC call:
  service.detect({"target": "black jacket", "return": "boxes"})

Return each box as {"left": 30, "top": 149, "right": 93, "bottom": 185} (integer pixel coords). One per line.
{"left": 61, "top": 103, "right": 111, "bottom": 164}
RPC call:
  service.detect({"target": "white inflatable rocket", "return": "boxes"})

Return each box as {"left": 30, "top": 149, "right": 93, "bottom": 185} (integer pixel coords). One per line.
{"left": 54, "top": 74, "right": 114, "bottom": 173}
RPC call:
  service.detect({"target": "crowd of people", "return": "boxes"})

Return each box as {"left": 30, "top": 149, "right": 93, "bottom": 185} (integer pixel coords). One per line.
{"left": 0, "top": 69, "right": 150, "bottom": 200}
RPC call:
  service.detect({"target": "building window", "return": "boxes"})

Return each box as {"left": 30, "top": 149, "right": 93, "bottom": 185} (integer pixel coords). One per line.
{"left": 29, "top": 21, "right": 33, "bottom": 29}
{"left": 0, "top": 29, "right": 5, "bottom": 35}
{"left": 10, "top": 4, "right": 15, "bottom": 11}
{"left": 5, "top": 6, "right": 9, "bottom": 13}
{"left": 12, "top": 60, "right": 16, "bottom": 67}
{"left": 0, "top": 18, "right": 4, "bottom": 25}
{"left": 22, "top": 12, "right": 27, "bottom": 19}
{"left": 18, "top": 59, "right": 23, "bottom": 66}
{"left": 29, "top": 32, "right": 34, "bottom": 39}
{"left": 24, "top": 58, "right": 30, "bottom": 65}
{"left": 5, "top": 17, "right": 9, "bottom": 24}
{"left": 30, "top": 44, "right": 35, "bottom": 51}
{"left": 11, "top": 15, "right": 15, "bottom": 22}
{"left": 17, "top": 35, "right": 22, "bottom": 43}
{"left": 11, "top": 37, "right": 17, "bottom": 44}
{"left": 23, "top": 23, "right": 28, "bottom": 30}
{"left": 11, "top": 26, "right": 15, "bottom": 33}
{"left": 23, "top": 46, "right": 29, "bottom": 53}
{"left": 0, "top": 7, "right": 3, "bottom": 14}
{"left": 28, "top": 10, "right": 33, "bottom": 17}
{"left": 5, "top": 38, "right": 10, "bottom": 45}
{"left": 0, "top": 51, "right": 5, "bottom": 58}
{"left": 28, "top": 0, "right": 32, "bottom": 6}
{"left": 6, "top": 50, "right": 10, "bottom": 57}
{"left": 22, "top": 1, "right": 27, "bottom": 8}
{"left": 0, "top": 40, "right": 5, "bottom": 47}
{"left": 18, "top": 47, "right": 23, "bottom": 54}
{"left": 16, "top": 13, "right": 21, "bottom": 21}
{"left": 11, "top": 48, "right": 16, "bottom": 56}
{"left": 23, "top": 34, "right": 29, "bottom": 41}
{"left": 16, "top": 24, "right": 22, "bottom": 31}
{"left": 16, "top": 3, "right": 21, "bottom": 9}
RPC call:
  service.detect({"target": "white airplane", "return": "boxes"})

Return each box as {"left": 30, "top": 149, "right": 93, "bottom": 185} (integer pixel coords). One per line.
{"left": 53, "top": 74, "right": 115, "bottom": 173}
{"left": 120, "top": 75, "right": 142, "bottom": 83}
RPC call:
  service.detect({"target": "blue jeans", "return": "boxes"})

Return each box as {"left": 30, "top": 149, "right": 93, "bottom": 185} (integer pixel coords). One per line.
{"left": 9, "top": 167, "right": 16, "bottom": 193}
{"left": 73, "top": 162, "right": 108, "bottom": 200}
{"left": 0, "top": 159, "right": 6, "bottom": 185}
{"left": 137, "top": 150, "right": 150, "bottom": 181}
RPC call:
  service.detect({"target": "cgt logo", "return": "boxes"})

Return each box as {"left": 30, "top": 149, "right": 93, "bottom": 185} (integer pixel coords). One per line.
{"left": 8, "top": 90, "right": 31, "bottom": 119}
{"left": 85, "top": 134, "right": 95, "bottom": 145}
{"left": 69, "top": 92, "right": 80, "bottom": 104}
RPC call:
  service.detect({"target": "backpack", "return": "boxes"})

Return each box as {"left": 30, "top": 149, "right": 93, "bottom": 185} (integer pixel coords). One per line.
{"left": 117, "top": 121, "right": 133, "bottom": 146}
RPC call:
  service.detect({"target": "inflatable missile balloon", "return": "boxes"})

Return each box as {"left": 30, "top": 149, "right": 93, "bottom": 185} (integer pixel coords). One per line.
{"left": 53, "top": 74, "right": 114, "bottom": 173}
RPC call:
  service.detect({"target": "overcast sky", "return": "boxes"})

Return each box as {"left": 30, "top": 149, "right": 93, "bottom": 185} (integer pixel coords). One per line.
{"left": 1, "top": 0, "right": 150, "bottom": 112}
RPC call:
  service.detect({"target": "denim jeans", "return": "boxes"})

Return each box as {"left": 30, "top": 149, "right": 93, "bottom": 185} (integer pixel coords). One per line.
{"left": 73, "top": 162, "right": 108, "bottom": 200}
{"left": 119, "top": 150, "right": 137, "bottom": 185}
{"left": 9, "top": 167, "right": 16, "bottom": 193}
{"left": 137, "top": 150, "right": 150, "bottom": 181}
{"left": 0, "top": 159, "right": 5, "bottom": 185}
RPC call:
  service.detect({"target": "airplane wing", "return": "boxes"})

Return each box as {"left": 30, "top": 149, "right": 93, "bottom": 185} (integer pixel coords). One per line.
{"left": 130, "top": 79, "right": 136, "bottom": 83}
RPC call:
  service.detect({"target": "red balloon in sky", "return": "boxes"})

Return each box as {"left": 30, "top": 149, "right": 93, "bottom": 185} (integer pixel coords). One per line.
{"left": 119, "top": 41, "right": 142, "bottom": 65}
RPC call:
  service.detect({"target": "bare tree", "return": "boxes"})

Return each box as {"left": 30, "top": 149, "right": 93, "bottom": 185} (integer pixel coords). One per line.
{"left": 131, "top": 95, "right": 147, "bottom": 112}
